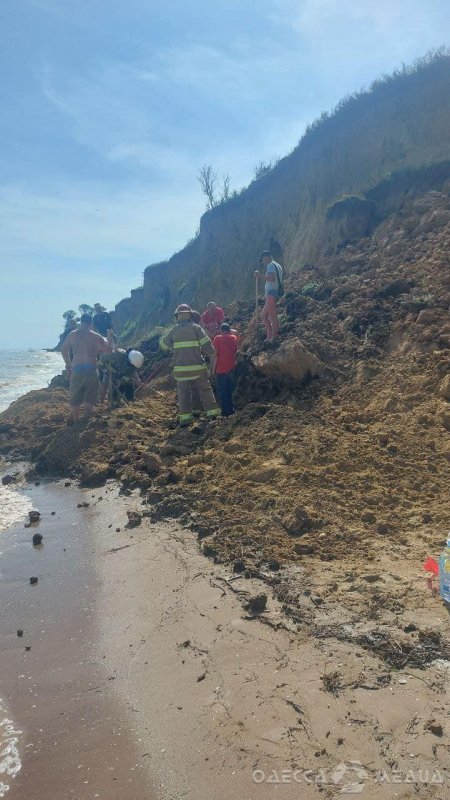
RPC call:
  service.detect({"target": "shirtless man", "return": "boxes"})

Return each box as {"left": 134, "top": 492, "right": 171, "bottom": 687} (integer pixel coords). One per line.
{"left": 61, "top": 314, "right": 112, "bottom": 421}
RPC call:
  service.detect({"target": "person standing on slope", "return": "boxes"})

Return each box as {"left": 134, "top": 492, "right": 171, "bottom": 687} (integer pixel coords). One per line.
{"left": 201, "top": 301, "right": 225, "bottom": 340}
{"left": 160, "top": 305, "right": 221, "bottom": 427}
{"left": 211, "top": 323, "right": 239, "bottom": 417}
{"left": 254, "top": 250, "right": 283, "bottom": 343}
{"left": 61, "top": 314, "right": 113, "bottom": 421}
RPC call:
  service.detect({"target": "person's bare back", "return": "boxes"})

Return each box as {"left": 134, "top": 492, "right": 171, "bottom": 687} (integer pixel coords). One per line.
{"left": 61, "top": 314, "right": 112, "bottom": 420}
{"left": 62, "top": 327, "right": 110, "bottom": 367}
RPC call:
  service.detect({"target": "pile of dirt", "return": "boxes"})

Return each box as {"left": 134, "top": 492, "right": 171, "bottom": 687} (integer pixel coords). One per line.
{"left": 1, "top": 189, "right": 449, "bottom": 663}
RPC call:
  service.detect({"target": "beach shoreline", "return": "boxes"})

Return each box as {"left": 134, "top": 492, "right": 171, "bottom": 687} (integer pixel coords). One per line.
{"left": 1, "top": 475, "right": 448, "bottom": 800}
{"left": 0, "top": 479, "right": 157, "bottom": 800}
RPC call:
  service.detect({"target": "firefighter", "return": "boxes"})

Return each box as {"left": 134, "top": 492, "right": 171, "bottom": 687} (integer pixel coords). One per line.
{"left": 160, "top": 304, "right": 220, "bottom": 427}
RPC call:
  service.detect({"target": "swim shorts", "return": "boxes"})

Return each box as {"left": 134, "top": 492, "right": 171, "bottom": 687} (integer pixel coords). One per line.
{"left": 70, "top": 368, "right": 99, "bottom": 406}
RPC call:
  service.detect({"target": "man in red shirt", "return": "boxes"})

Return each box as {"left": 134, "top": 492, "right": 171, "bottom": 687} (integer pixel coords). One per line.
{"left": 201, "top": 302, "right": 225, "bottom": 339}
{"left": 212, "top": 323, "right": 238, "bottom": 417}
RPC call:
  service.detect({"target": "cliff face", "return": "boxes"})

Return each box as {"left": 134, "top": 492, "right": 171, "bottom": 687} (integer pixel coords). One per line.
{"left": 115, "top": 54, "right": 450, "bottom": 342}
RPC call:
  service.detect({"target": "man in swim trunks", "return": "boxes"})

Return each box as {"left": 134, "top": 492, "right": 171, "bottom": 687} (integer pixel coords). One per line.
{"left": 61, "top": 314, "right": 113, "bottom": 421}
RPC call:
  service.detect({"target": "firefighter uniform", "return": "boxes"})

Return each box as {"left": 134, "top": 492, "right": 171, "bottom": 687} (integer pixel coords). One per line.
{"left": 160, "top": 312, "right": 220, "bottom": 426}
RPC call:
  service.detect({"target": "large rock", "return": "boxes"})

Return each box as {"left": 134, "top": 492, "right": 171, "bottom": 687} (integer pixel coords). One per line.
{"left": 80, "top": 462, "right": 110, "bottom": 488}
{"left": 283, "top": 506, "right": 316, "bottom": 536}
{"left": 252, "top": 339, "right": 322, "bottom": 382}
{"left": 143, "top": 453, "right": 161, "bottom": 476}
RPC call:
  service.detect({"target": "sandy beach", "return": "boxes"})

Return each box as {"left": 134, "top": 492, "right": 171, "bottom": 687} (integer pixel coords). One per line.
{"left": 1, "top": 477, "right": 448, "bottom": 800}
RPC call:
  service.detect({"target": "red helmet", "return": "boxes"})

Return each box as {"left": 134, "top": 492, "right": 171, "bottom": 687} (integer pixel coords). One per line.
{"left": 175, "top": 304, "right": 192, "bottom": 315}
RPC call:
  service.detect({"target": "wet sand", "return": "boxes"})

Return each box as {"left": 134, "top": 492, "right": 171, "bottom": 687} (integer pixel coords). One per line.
{"left": 0, "top": 480, "right": 448, "bottom": 800}
{"left": 0, "top": 481, "right": 157, "bottom": 800}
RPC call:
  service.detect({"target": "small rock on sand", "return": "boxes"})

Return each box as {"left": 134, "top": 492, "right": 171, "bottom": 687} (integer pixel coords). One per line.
{"left": 17, "top": 629, "right": 24, "bottom": 637}
{"left": 126, "top": 511, "right": 142, "bottom": 528}
{"left": 30, "top": 577, "right": 38, "bottom": 585}
{"left": 426, "top": 720, "right": 443, "bottom": 737}
{"left": 246, "top": 594, "right": 267, "bottom": 614}
{"left": 2, "top": 474, "right": 16, "bottom": 486}
{"left": 32, "top": 533, "right": 43, "bottom": 546}
{"left": 28, "top": 510, "right": 41, "bottom": 523}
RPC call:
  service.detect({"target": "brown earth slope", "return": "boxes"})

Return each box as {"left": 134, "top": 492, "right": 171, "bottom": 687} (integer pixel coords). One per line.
{"left": 1, "top": 190, "right": 450, "bottom": 677}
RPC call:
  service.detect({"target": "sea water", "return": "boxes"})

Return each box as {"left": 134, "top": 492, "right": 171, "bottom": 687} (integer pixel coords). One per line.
{"left": 0, "top": 700, "right": 22, "bottom": 798}
{"left": 0, "top": 351, "right": 61, "bottom": 791}
{"left": 0, "top": 349, "right": 62, "bottom": 414}
{"left": 0, "top": 349, "right": 61, "bottom": 530}
{"left": 0, "top": 482, "right": 26, "bottom": 794}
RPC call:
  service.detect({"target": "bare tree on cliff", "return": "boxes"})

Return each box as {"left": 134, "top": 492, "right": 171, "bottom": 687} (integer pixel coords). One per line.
{"left": 221, "top": 173, "right": 231, "bottom": 202}
{"left": 198, "top": 166, "right": 233, "bottom": 208}
{"left": 198, "top": 164, "right": 218, "bottom": 210}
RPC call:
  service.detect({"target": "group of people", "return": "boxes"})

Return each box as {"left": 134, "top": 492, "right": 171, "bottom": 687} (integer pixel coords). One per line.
{"left": 60, "top": 250, "right": 283, "bottom": 426}
{"left": 61, "top": 306, "right": 144, "bottom": 421}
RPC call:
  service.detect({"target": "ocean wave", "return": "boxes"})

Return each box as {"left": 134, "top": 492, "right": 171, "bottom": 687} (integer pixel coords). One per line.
{"left": 0, "top": 350, "right": 62, "bottom": 413}
{"left": 0, "top": 487, "right": 32, "bottom": 532}
{"left": 0, "top": 699, "right": 22, "bottom": 798}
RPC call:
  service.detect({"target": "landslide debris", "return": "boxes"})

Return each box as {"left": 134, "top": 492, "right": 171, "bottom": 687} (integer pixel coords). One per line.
{"left": 1, "top": 189, "right": 449, "bottom": 660}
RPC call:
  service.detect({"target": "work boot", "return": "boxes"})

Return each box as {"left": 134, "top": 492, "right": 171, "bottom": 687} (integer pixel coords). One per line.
{"left": 179, "top": 413, "right": 194, "bottom": 428}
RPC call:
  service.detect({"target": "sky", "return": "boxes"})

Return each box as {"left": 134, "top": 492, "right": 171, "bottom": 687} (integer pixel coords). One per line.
{"left": 0, "top": 0, "right": 449, "bottom": 348}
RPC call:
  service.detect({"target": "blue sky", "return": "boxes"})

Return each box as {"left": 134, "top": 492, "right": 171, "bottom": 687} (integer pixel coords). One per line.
{"left": 0, "top": 0, "right": 449, "bottom": 348}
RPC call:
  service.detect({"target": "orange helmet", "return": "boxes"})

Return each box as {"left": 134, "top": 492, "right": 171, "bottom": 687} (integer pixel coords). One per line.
{"left": 175, "top": 304, "right": 192, "bottom": 315}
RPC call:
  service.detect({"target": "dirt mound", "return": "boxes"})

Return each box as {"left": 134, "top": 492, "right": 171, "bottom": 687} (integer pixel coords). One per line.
{"left": 1, "top": 188, "right": 449, "bottom": 666}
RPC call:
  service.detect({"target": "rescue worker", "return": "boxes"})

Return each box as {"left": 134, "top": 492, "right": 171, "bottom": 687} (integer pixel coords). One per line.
{"left": 160, "top": 304, "right": 220, "bottom": 427}
{"left": 189, "top": 310, "right": 207, "bottom": 416}
{"left": 99, "top": 348, "right": 144, "bottom": 404}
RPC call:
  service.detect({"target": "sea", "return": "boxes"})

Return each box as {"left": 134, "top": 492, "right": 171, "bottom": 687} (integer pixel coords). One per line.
{"left": 0, "top": 349, "right": 63, "bottom": 415}
{"left": 0, "top": 351, "right": 63, "bottom": 791}
{"left": 0, "top": 349, "right": 62, "bottom": 531}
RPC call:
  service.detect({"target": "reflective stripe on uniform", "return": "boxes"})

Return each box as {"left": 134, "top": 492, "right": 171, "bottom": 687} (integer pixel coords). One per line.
{"left": 206, "top": 408, "right": 221, "bottom": 417}
{"left": 179, "top": 413, "right": 193, "bottom": 421}
{"left": 160, "top": 337, "right": 170, "bottom": 351}
{"left": 173, "top": 364, "right": 207, "bottom": 373}
{"left": 175, "top": 375, "right": 205, "bottom": 382}
{"left": 173, "top": 340, "right": 201, "bottom": 349}
{"left": 199, "top": 336, "right": 210, "bottom": 346}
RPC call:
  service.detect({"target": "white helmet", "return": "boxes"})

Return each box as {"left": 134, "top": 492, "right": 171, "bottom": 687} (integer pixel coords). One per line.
{"left": 128, "top": 350, "right": 144, "bottom": 368}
